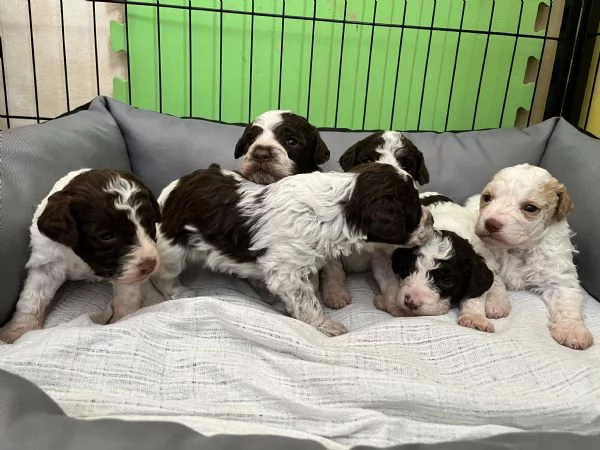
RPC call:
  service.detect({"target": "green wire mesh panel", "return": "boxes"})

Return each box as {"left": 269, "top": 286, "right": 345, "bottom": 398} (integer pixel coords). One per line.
{"left": 111, "top": 0, "right": 550, "bottom": 131}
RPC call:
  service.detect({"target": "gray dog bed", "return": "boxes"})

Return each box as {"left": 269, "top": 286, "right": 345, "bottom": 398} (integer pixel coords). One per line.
{"left": 1, "top": 96, "right": 600, "bottom": 449}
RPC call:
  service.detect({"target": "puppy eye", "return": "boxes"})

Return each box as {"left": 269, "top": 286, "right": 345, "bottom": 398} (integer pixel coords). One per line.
{"left": 482, "top": 194, "right": 493, "bottom": 203}
{"left": 286, "top": 137, "right": 298, "bottom": 146}
{"left": 438, "top": 275, "right": 453, "bottom": 287}
{"left": 523, "top": 204, "right": 539, "bottom": 213}
{"left": 98, "top": 231, "right": 115, "bottom": 241}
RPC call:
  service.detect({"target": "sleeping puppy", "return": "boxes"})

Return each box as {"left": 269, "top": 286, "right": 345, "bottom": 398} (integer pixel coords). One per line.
{"left": 151, "top": 163, "right": 434, "bottom": 336}
{"left": 234, "top": 110, "right": 330, "bottom": 184}
{"left": 372, "top": 193, "right": 509, "bottom": 333}
{"left": 321, "top": 131, "right": 430, "bottom": 309}
{"left": 0, "top": 169, "right": 161, "bottom": 343}
{"left": 468, "top": 164, "right": 593, "bottom": 349}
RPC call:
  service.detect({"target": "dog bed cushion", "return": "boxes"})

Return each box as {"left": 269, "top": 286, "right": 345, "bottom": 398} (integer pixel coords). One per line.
{"left": 0, "top": 269, "right": 599, "bottom": 449}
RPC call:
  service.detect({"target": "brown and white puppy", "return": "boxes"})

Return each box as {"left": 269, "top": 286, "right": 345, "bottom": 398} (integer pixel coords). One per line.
{"left": 320, "top": 131, "right": 430, "bottom": 309}
{"left": 235, "top": 110, "right": 330, "bottom": 184}
{"left": 0, "top": 169, "right": 161, "bottom": 343}
{"left": 467, "top": 163, "right": 594, "bottom": 349}
{"left": 373, "top": 193, "right": 509, "bottom": 333}
{"left": 152, "top": 163, "right": 434, "bottom": 337}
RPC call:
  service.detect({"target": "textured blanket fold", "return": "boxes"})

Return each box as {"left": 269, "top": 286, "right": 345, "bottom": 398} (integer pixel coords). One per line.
{"left": 1, "top": 269, "right": 599, "bottom": 450}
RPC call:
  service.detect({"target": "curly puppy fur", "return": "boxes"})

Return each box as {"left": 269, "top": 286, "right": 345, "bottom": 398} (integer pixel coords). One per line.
{"left": 467, "top": 163, "right": 593, "bottom": 350}
{"left": 152, "top": 163, "right": 434, "bottom": 336}
{"left": 373, "top": 193, "right": 510, "bottom": 333}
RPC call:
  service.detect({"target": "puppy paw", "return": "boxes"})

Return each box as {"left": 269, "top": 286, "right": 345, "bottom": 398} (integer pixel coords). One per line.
{"left": 321, "top": 285, "right": 352, "bottom": 309}
{"left": 549, "top": 321, "right": 594, "bottom": 350}
{"left": 485, "top": 294, "right": 511, "bottom": 319}
{"left": 373, "top": 293, "right": 389, "bottom": 312}
{"left": 317, "top": 319, "right": 348, "bottom": 337}
{"left": 0, "top": 319, "right": 42, "bottom": 344}
{"left": 168, "top": 286, "right": 195, "bottom": 300}
{"left": 108, "top": 307, "right": 140, "bottom": 324}
{"left": 458, "top": 314, "right": 495, "bottom": 333}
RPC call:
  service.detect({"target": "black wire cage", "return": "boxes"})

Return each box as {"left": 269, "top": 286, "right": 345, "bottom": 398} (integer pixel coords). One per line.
{"left": 1, "top": 0, "right": 599, "bottom": 135}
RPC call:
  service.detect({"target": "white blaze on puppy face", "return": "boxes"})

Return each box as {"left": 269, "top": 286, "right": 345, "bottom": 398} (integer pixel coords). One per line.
{"left": 391, "top": 235, "right": 453, "bottom": 317}
{"left": 247, "top": 110, "right": 291, "bottom": 163}
{"left": 475, "top": 164, "right": 574, "bottom": 248}
{"left": 237, "top": 110, "right": 297, "bottom": 184}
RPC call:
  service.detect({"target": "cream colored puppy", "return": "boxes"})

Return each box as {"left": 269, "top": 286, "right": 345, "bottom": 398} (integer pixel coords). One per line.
{"left": 466, "top": 163, "right": 593, "bottom": 350}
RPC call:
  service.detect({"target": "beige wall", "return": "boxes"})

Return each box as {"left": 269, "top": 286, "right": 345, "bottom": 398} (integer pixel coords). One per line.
{"left": 0, "top": 0, "right": 125, "bottom": 129}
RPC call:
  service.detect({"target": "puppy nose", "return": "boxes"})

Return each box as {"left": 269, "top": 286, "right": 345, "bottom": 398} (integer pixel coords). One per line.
{"left": 404, "top": 295, "right": 420, "bottom": 311}
{"left": 485, "top": 218, "right": 503, "bottom": 233}
{"left": 138, "top": 258, "right": 157, "bottom": 276}
{"left": 253, "top": 147, "right": 272, "bottom": 162}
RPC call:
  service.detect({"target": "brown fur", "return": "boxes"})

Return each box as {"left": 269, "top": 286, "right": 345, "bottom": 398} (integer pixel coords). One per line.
{"left": 345, "top": 164, "right": 424, "bottom": 245}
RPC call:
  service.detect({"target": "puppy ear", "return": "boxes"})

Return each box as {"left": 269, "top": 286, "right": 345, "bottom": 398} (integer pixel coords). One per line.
{"left": 339, "top": 143, "right": 360, "bottom": 172}
{"left": 396, "top": 138, "right": 430, "bottom": 186}
{"left": 234, "top": 125, "right": 252, "bottom": 159}
{"left": 555, "top": 184, "right": 574, "bottom": 221}
{"left": 37, "top": 194, "right": 78, "bottom": 248}
{"left": 366, "top": 199, "right": 407, "bottom": 243}
{"left": 463, "top": 253, "right": 494, "bottom": 300}
{"left": 313, "top": 132, "right": 330, "bottom": 165}
{"left": 391, "top": 248, "right": 415, "bottom": 279}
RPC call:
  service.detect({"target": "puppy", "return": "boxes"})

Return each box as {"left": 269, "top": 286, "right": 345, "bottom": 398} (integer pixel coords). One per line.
{"left": 321, "top": 131, "right": 430, "bottom": 309}
{"left": 235, "top": 110, "right": 330, "bottom": 184}
{"left": 0, "top": 169, "right": 161, "bottom": 343}
{"left": 373, "top": 193, "right": 509, "bottom": 333}
{"left": 468, "top": 163, "right": 594, "bottom": 349}
{"left": 151, "top": 163, "right": 434, "bottom": 336}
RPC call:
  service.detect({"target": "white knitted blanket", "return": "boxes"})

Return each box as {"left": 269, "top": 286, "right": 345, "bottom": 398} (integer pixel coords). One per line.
{"left": 1, "top": 269, "right": 599, "bottom": 449}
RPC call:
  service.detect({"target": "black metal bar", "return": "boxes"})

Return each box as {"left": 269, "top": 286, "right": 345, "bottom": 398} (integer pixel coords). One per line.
{"left": 334, "top": 0, "right": 348, "bottom": 128}
{"left": 527, "top": 1, "right": 553, "bottom": 126}
{"left": 390, "top": 0, "right": 408, "bottom": 130}
{"left": 362, "top": 0, "right": 378, "bottom": 130}
{"left": 157, "top": 0, "right": 163, "bottom": 113}
{"left": 584, "top": 40, "right": 600, "bottom": 129}
{"left": 92, "top": 1, "right": 101, "bottom": 96}
{"left": 188, "top": 0, "right": 192, "bottom": 117}
{"left": 27, "top": 0, "right": 40, "bottom": 123}
{"left": 0, "top": 113, "right": 53, "bottom": 121}
{"left": 59, "top": 0, "right": 70, "bottom": 111}
{"left": 0, "top": 37, "right": 10, "bottom": 129}
{"left": 90, "top": 0, "right": 560, "bottom": 41}
{"left": 499, "top": 0, "right": 524, "bottom": 127}
{"left": 306, "top": 0, "right": 318, "bottom": 120}
{"left": 417, "top": 0, "right": 437, "bottom": 130}
{"left": 472, "top": 1, "right": 496, "bottom": 130}
{"left": 550, "top": 0, "right": 592, "bottom": 122}
{"left": 125, "top": 0, "right": 132, "bottom": 104}
{"left": 248, "top": 0, "right": 255, "bottom": 121}
{"left": 219, "top": 0, "right": 223, "bottom": 120}
{"left": 277, "top": 0, "right": 286, "bottom": 110}
{"left": 444, "top": 0, "right": 466, "bottom": 132}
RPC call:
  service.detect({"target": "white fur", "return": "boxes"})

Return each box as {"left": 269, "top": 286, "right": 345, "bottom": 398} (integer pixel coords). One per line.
{"left": 152, "top": 168, "right": 433, "bottom": 337}
{"left": 0, "top": 169, "right": 159, "bottom": 343}
{"left": 467, "top": 164, "right": 594, "bottom": 349}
